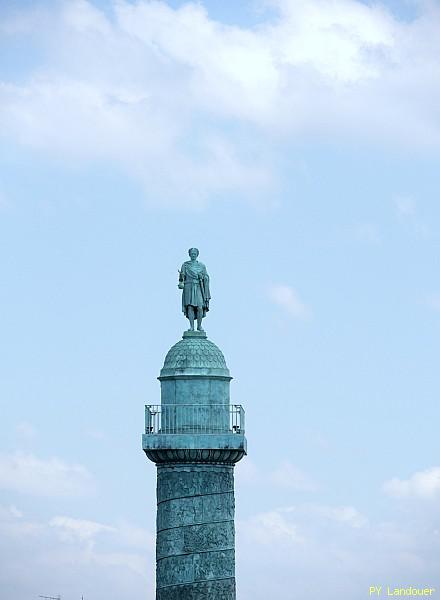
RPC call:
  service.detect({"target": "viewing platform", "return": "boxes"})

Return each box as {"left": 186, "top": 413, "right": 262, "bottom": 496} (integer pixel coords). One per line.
{"left": 144, "top": 403, "right": 245, "bottom": 434}
{"left": 142, "top": 403, "right": 246, "bottom": 464}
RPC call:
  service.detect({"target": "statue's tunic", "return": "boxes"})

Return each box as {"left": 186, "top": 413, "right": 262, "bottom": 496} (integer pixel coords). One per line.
{"left": 180, "top": 261, "right": 210, "bottom": 317}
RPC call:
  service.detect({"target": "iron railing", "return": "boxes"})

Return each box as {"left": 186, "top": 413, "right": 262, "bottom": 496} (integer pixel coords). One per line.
{"left": 145, "top": 404, "right": 245, "bottom": 435}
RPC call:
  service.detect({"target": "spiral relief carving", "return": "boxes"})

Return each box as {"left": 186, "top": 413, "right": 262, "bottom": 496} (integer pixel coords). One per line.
{"left": 156, "top": 465, "right": 236, "bottom": 599}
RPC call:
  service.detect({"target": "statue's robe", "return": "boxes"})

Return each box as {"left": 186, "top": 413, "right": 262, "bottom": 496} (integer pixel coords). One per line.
{"left": 180, "top": 261, "right": 210, "bottom": 317}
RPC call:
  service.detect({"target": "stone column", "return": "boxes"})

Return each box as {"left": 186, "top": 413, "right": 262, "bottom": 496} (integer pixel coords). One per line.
{"left": 143, "top": 331, "right": 246, "bottom": 600}
{"left": 156, "top": 464, "right": 235, "bottom": 599}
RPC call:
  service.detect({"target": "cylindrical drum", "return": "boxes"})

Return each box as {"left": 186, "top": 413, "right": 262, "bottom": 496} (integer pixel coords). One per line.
{"left": 156, "top": 464, "right": 236, "bottom": 600}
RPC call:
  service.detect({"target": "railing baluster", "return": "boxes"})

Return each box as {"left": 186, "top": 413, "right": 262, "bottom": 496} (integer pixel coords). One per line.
{"left": 144, "top": 404, "right": 244, "bottom": 435}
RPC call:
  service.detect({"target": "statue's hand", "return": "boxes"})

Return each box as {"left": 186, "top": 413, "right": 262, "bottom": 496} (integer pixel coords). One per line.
{"left": 178, "top": 283, "right": 184, "bottom": 289}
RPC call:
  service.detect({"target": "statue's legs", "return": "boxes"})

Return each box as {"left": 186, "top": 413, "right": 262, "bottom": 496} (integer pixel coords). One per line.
{"left": 196, "top": 308, "right": 204, "bottom": 332}
{"left": 187, "top": 306, "right": 195, "bottom": 331}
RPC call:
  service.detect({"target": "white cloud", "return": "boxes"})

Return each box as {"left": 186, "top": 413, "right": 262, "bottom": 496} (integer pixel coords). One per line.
{"left": 270, "top": 460, "right": 317, "bottom": 491}
{"left": 0, "top": 507, "right": 154, "bottom": 599}
{"left": 236, "top": 500, "right": 439, "bottom": 600}
{"left": 0, "top": 503, "right": 43, "bottom": 538}
{"left": 268, "top": 0, "right": 396, "bottom": 83}
{"left": 0, "top": 452, "right": 94, "bottom": 497}
{"left": 1, "top": 0, "right": 440, "bottom": 205}
{"left": 269, "top": 284, "right": 310, "bottom": 318}
{"left": 383, "top": 467, "right": 440, "bottom": 499}
{"left": 50, "top": 516, "right": 115, "bottom": 542}
{"left": 0, "top": 504, "right": 23, "bottom": 520}
{"left": 49, "top": 515, "right": 155, "bottom": 554}
{"left": 267, "top": 503, "right": 368, "bottom": 529}
{"left": 115, "top": 521, "right": 155, "bottom": 552}
{"left": 0, "top": 496, "right": 438, "bottom": 600}
{"left": 311, "top": 504, "right": 368, "bottom": 528}
{"left": 239, "top": 509, "right": 303, "bottom": 545}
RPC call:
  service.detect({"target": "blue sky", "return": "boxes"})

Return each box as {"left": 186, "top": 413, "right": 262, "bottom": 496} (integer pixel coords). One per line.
{"left": 1, "top": 1, "right": 440, "bottom": 598}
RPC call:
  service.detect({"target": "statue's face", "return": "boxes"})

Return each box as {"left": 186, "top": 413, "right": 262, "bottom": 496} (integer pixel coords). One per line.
{"left": 189, "top": 248, "right": 199, "bottom": 260}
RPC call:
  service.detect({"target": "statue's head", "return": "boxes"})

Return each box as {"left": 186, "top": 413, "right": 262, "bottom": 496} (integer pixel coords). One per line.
{"left": 188, "top": 248, "right": 199, "bottom": 260}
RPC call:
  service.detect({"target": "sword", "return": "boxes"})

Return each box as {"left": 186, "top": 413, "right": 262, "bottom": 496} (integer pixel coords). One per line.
{"left": 198, "top": 273, "right": 207, "bottom": 306}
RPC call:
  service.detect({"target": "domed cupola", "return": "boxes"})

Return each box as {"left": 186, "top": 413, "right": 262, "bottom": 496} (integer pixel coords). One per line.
{"left": 159, "top": 331, "right": 230, "bottom": 379}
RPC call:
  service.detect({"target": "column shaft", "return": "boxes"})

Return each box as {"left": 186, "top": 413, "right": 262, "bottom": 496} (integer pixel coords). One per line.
{"left": 156, "top": 464, "right": 236, "bottom": 600}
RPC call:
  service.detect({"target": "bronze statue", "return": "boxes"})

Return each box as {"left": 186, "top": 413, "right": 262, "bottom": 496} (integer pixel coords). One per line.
{"left": 178, "top": 248, "right": 210, "bottom": 331}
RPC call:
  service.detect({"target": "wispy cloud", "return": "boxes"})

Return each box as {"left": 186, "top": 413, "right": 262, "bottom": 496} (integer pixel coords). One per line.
{"left": 0, "top": 507, "right": 154, "bottom": 596}
{"left": 0, "top": 452, "right": 95, "bottom": 497}
{"left": 383, "top": 467, "right": 440, "bottom": 499}
{"left": 268, "top": 284, "right": 311, "bottom": 319}
{"left": 239, "top": 509, "right": 304, "bottom": 545}
{"left": 50, "top": 515, "right": 115, "bottom": 542}
{"left": 309, "top": 504, "right": 368, "bottom": 528}
{"left": 236, "top": 498, "right": 438, "bottom": 599}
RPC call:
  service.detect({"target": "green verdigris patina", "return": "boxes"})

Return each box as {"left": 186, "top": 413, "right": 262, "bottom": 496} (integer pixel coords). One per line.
{"left": 143, "top": 251, "right": 246, "bottom": 599}
{"left": 179, "top": 248, "right": 210, "bottom": 332}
